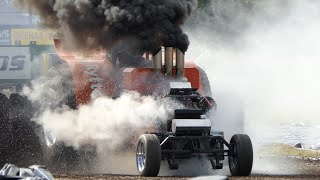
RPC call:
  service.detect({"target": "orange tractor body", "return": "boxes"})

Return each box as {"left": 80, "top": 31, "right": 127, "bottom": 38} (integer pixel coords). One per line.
{"left": 53, "top": 39, "right": 205, "bottom": 107}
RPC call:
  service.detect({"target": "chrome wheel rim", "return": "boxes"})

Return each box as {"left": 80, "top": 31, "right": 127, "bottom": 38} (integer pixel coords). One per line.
{"left": 136, "top": 141, "right": 146, "bottom": 172}
{"left": 44, "top": 130, "right": 56, "bottom": 148}
{"left": 229, "top": 143, "right": 238, "bottom": 170}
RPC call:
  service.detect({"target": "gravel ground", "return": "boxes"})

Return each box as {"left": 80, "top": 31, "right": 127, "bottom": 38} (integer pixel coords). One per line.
{"left": 55, "top": 175, "right": 189, "bottom": 180}
{"left": 55, "top": 175, "right": 319, "bottom": 180}
{"left": 54, "top": 156, "right": 320, "bottom": 180}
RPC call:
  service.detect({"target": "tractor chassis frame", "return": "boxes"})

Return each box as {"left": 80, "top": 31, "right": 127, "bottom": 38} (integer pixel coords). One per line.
{"left": 155, "top": 133, "right": 231, "bottom": 170}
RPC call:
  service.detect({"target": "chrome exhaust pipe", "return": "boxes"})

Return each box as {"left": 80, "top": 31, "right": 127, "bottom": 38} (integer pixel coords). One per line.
{"left": 153, "top": 47, "right": 185, "bottom": 77}
{"left": 165, "top": 47, "right": 173, "bottom": 76}
{"left": 176, "top": 48, "right": 185, "bottom": 77}
{"left": 152, "top": 48, "right": 162, "bottom": 73}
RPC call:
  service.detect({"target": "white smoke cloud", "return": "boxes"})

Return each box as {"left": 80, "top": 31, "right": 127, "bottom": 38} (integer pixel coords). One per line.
{"left": 38, "top": 92, "right": 175, "bottom": 148}
{"left": 186, "top": 0, "right": 320, "bottom": 132}
{"left": 23, "top": 75, "right": 180, "bottom": 150}
{"left": 184, "top": 0, "right": 320, "bottom": 175}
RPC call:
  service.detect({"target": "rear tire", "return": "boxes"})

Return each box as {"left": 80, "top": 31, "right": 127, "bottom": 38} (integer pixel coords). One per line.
{"left": 0, "top": 93, "right": 10, "bottom": 120}
{"left": 0, "top": 93, "right": 11, "bottom": 166}
{"left": 9, "top": 94, "right": 42, "bottom": 166}
{"left": 136, "top": 134, "right": 161, "bottom": 177}
{"left": 42, "top": 58, "right": 95, "bottom": 172}
{"left": 228, "top": 134, "right": 253, "bottom": 176}
{"left": 0, "top": 93, "right": 42, "bottom": 166}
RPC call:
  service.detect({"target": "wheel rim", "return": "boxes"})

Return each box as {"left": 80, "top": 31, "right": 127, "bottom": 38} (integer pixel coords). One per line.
{"left": 229, "top": 143, "right": 238, "bottom": 171}
{"left": 136, "top": 141, "right": 146, "bottom": 172}
{"left": 44, "top": 130, "right": 56, "bottom": 148}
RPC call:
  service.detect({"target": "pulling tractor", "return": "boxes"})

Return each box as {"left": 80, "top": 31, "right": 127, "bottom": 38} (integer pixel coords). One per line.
{"left": 0, "top": 37, "right": 253, "bottom": 175}
{"left": 133, "top": 47, "right": 253, "bottom": 177}
{"left": 45, "top": 41, "right": 253, "bottom": 175}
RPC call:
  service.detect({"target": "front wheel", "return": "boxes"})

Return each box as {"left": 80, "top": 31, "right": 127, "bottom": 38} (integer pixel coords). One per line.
{"left": 136, "top": 134, "right": 161, "bottom": 177}
{"left": 228, "top": 134, "right": 253, "bottom": 176}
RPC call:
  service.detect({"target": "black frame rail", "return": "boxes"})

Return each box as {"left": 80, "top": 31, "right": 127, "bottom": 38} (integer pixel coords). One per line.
{"left": 160, "top": 135, "right": 230, "bottom": 154}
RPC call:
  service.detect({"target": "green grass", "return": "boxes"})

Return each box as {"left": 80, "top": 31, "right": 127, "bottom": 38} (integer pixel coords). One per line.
{"left": 260, "top": 144, "right": 320, "bottom": 158}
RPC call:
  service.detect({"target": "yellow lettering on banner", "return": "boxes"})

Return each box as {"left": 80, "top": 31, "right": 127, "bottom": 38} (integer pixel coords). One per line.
{"left": 11, "top": 29, "right": 56, "bottom": 45}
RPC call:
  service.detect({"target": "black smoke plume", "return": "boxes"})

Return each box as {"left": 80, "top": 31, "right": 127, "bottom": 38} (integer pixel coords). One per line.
{"left": 14, "top": 0, "right": 197, "bottom": 53}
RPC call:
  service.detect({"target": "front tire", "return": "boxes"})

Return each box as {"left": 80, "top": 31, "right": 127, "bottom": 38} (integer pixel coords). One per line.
{"left": 136, "top": 134, "right": 161, "bottom": 177}
{"left": 228, "top": 134, "right": 253, "bottom": 176}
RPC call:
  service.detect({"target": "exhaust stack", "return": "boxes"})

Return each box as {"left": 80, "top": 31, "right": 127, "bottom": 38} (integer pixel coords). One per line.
{"left": 176, "top": 48, "right": 185, "bottom": 77}
{"left": 152, "top": 48, "right": 162, "bottom": 73}
{"left": 165, "top": 47, "right": 173, "bottom": 76}
{"left": 152, "top": 47, "right": 185, "bottom": 77}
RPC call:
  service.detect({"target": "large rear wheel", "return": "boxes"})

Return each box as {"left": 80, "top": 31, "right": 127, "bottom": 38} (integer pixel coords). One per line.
{"left": 0, "top": 93, "right": 11, "bottom": 166}
{"left": 10, "top": 94, "right": 42, "bottom": 165}
{"left": 0, "top": 93, "right": 42, "bottom": 166}
{"left": 42, "top": 57, "right": 95, "bottom": 172}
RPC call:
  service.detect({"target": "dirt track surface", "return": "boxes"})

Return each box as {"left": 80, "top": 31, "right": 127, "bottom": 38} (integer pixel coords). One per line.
{"left": 55, "top": 175, "right": 319, "bottom": 180}
{"left": 229, "top": 176, "right": 320, "bottom": 180}
{"left": 55, "top": 175, "right": 189, "bottom": 180}
{"left": 54, "top": 156, "right": 320, "bottom": 180}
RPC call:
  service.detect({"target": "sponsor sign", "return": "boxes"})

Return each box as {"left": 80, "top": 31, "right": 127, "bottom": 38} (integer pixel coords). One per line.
{"left": 0, "top": 28, "right": 10, "bottom": 45}
{"left": 11, "top": 29, "right": 55, "bottom": 45}
{"left": 0, "top": 47, "right": 31, "bottom": 79}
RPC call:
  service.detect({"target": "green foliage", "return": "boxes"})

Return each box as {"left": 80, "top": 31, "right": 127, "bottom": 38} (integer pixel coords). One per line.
{"left": 262, "top": 144, "right": 320, "bottom": 158}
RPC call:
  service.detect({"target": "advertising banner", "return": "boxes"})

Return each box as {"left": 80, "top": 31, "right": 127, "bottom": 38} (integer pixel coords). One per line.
{"left": 0, "top": 27, "right": 11, "bottom": 45}
{"left": 11, "top": 29, "right": 56, "bottom": 45}
{"left": 0, "top": 46, "right": 31, "bottom": 79}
